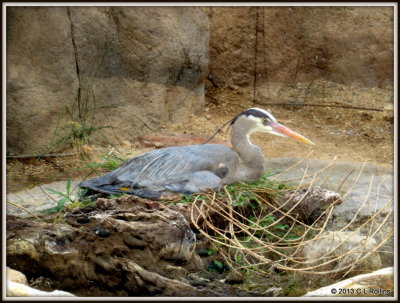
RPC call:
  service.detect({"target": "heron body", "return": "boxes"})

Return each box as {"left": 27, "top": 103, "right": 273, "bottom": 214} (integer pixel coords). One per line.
{"left": 79, "top": 108, "right": 314, "bottom": 199}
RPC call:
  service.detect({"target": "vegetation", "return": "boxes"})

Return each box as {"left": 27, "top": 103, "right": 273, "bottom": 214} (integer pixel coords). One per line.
{"left": 42, "top": 152, "right": 127, "bottom": 214}
{"left": 84, "top": 152, "right": 126, "bottom": 171}
{"left": 44, "top": 46, "right": 119, "bottom": 158}
{"left": 42, "top": 180, "right": 92, "bottom": 213}
{"left": 39, "top": 157, "right": 390, "bottom": 295}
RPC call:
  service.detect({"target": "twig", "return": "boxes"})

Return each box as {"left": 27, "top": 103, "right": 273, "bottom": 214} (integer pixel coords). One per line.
{"left": 255, "top": 101, "right": 384, "bottom": 112}
{"left": 6, "top": 153, "right": 76, "bottom": 159}
{"left": 6, "top": 201, "right": 44, "bottom": 221}
{"left": 187, "top": 155, "right": 392, "bottom": 276}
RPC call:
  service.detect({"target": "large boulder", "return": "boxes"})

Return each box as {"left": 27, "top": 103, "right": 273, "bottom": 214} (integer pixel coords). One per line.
{"left": 6, "top": 196, "right": 261, "bottom": 297}
{"left": 300, "top": 231, "right": 382, "bottom": 275}
{"left": 6, "top": 7, "right": 80, "bottom": 155}
{"left": 6, "top": 196, "right": 204, "bottom": 296}
{"left": 7, "top": 7, "right": 209, "bottom": 155}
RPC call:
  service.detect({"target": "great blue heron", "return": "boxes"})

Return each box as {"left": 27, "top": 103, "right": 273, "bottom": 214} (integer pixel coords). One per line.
{"left": 79, "top": 108, "right": 314, "bottom": 199}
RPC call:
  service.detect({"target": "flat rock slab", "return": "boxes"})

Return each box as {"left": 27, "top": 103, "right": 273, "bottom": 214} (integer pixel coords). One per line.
{"left": 6, "top": 180, "right": 81, "bottom": 217}
{"left": 266, "top": 158, "right": 393, "bottom": 226}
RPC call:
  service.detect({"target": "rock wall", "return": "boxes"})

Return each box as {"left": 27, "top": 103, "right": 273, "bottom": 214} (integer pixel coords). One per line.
{"left": 7, "top": 6, "right": 393, "bottom": 155}
{"left": 207, "top": 6, "right": 393, "bottom": 89}
{"left": 7, "top": 6, "right": 209, "bottom": 155}
{"left": 6, "top": 7, "right": 80, "bottom": 155}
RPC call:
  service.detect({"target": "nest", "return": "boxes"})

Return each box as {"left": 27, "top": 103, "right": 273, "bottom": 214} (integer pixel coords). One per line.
{"left": 189, "top": 157, "right": 393, "bottom": 279}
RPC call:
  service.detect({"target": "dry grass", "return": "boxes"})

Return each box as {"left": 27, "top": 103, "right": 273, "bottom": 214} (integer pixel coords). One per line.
{"left": 189, "top": 157, "right": 393, "bottom": 277}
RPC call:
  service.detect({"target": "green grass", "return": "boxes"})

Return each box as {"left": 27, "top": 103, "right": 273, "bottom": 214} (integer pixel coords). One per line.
{"left": 84, "top": 152, "right": 126, "bottom": 171}
{"left": 42, "top": 180, "right": 93, "bottom": 213}
{"left": 44, "top": 45, "right": 120, "bottom": 157}
{"left": 175, "top": 170, "right": 289, "bottom": 206}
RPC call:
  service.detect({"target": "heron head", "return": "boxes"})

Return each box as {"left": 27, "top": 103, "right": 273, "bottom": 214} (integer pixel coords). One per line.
{"left": 232, "top": 108, "right": 315, "bottom": 145}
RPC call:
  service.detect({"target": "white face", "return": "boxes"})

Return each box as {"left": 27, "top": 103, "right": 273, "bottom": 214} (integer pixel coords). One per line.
{"left": 245, "top": 108, "right": 287, "bottom": 137}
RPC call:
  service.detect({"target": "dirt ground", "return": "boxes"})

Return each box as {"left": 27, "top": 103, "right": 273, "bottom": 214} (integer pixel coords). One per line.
{"left": 6, "top": 80, "right": 394, "bottom": 193}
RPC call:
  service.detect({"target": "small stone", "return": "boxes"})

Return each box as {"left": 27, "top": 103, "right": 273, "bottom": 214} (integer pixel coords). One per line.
{"left": 205, "top": 114, "right": 212, "bottom": 120}
{"left": 94, "top": 226, "right": 111, "bottom": 237}
{"left": 154, "top": 142, "right": 165, "bottom": 148}
{"left": 82, "top": 145, "right": 93, "bottom": 152}
{"left": 7, "top": 267, "right": 28, "bottom": 285}
{"left": 263, "top": 286, "right": 282, "bottom": 297}
{"left": 187, "top": 273, "right": 211, "bottom": 287}
{"left": 225, "top": 271, "right": 244, "bottom": 284}
{"left": 121, "top": 140, "right": 131, "bottom": 147}
{"left": 345, "top": 129, "right": 355, "bottom": 136}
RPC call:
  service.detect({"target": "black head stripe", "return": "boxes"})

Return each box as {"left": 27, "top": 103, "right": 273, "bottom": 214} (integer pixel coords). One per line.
{"left": 231, "top": 108, "right": 275, "bottom": 125}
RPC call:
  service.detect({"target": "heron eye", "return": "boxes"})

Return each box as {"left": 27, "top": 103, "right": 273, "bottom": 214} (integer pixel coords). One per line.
{"left": 262, "top": 118, "right": 270, "bottom": 124}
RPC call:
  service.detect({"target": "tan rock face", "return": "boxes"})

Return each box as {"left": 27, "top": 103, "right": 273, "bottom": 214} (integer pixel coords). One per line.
{"left": 207, "top": 6, "right": 393, "bottom": 89}
{"left": 7, "top": 7, "right": 209, "bottom": 155}
{"left": 6, "top": 7, "right": 79, "bottom": 155}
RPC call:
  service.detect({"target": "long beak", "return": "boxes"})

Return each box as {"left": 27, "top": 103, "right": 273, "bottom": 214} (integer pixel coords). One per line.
{"left": 270, "top": 121, "right": 315, "bottom": 145}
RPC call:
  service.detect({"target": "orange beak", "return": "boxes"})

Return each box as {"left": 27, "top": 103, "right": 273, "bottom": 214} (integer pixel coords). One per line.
{"left": 269, "top": 121, "right": 315, "bottom": 145}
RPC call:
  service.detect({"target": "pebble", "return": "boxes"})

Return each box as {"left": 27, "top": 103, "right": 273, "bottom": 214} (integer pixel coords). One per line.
{"left": 121, "top": 141, "right": 131, "bottom": 147}
{"left": 225, "top": 271, "right": 244, "bottom": 284}
{"left": 228, "top": 84, "right": 239, "bottom": 90}
{"left": 94, "top": 227, "right": 111, "bottom": 237}
{"left": 263, "top": 286, "right": 282, "bottom": 297}
{"left": 7, "top": 267, "right": 28, "bottom": 285}
{"left": 154, "top": 142, "right": 164, "bottom": 148}
{"left": 82, "top": 145, "right": 94, "bottom": 152}
{"left": 205, "top": 114, "right": 212, "bottom": 120}
{"left": 345, "top": 129, "right": 355, "bottom": 136}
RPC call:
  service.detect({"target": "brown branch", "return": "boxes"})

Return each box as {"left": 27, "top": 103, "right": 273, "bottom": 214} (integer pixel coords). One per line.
{"left": 6, "top": 152, "right": 76, "bottom": 159}
{"left": 256, "top": 101, "right": 384, "bottom": 112}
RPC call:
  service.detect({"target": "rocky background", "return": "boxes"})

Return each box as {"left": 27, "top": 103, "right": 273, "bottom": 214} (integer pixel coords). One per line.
{"left": 6, "top": 6, "right": 393, "bottom": 155}
{"left": 207, "top": 6, "right": 393, "bottom": 88}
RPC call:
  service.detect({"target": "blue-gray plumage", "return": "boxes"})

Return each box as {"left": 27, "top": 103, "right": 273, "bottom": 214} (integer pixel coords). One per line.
{"left": 79, "top": 108, "right": 314, "bottom": 199}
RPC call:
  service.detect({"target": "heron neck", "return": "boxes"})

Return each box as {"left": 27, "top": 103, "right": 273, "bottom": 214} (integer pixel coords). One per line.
{"left": 230, "top": 126, "right": 265, "bottom": 182}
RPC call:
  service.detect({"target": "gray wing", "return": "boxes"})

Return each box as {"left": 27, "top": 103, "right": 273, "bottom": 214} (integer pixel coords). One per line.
{"left": 80, "top": 144, "right": 238, "bottom": 191}
{"left": 164, "top": 170, "right": 224, "bottom": 193}
{"left": 114, "top": 144, "right": 237, "bottom": 187}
